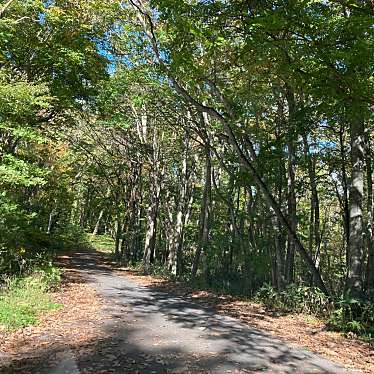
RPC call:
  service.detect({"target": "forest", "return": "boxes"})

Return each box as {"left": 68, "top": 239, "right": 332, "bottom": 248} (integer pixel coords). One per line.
{"left": 0, "top": 0, "right": 373, "bottom": 344}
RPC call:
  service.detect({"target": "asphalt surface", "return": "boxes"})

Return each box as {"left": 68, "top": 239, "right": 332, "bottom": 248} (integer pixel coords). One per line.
{"left": 1, "top": 252, "right": 359, "bottom": 373}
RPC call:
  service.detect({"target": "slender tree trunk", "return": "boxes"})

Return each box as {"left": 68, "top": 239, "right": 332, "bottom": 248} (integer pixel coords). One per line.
{"left": 141, "top": 122, "right": 162, "bottom": 271}
{"left": 191, "top": 139, "right": 211, "bottom": 279}
{"left": 114, "top": 214, "right": 121, "bottom": 259}
{"left": 168, "top": 134, "right": 190, "bottom": 275}
{"left": 275, "top": 182, "right": 286, "bottom": 290}
{"left": 285, "top": 138, "right": 296, "bottom": 284}
{"left": 143, "top": 199, "right": 158, "bottom": 270}
{"left": 47, "top": 211, "right": 55, "bottom": 235}
{"left": 285, "top": 89, "right": 297, "bottom": 285}
{"left": 168, "top": 209, "right": 184, "bottom": 275}
{"left": 302, "top": 134, "right": 321, "bottom": 267}
{"left": 70, "top": 197, "right": 79, "bottom": 225}
{"left": 93, "top": 210, "right": 104, "bottom": 236}
{"left": 144, "top": 164, "right": 162, "bottom": 270}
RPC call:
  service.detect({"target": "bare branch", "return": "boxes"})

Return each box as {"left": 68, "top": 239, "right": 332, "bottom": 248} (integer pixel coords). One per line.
{"left": 0, "top": 0, "right": 15, "bottom": 18}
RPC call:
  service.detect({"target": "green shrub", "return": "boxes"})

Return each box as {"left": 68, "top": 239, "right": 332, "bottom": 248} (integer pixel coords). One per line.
{"left": 255, "top": 283, "right": 331, "bottom": 315}
{"left": 328, "top": 297, "right": 374, "bottom": 341}
{"left": 51, "top": 224, "right": 92, "bottom": 251}
{"left": 255, "top": 283, "right": 281, "bottom": 309}
{"left": 256, "top": 284, "right": 374, "bottom": 341}
{"left": 0, "top": 268, "right": 61, "bottom": 331}
{"left": 0, "top": 246, "right": 53, "bottom": 276}
{"left": 0, "top": 222, "right": 91, "bottom": 277}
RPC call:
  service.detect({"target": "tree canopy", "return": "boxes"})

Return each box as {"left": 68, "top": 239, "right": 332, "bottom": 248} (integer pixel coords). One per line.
{"left": 0, "top": 0, "right": 373, "bottom": 337}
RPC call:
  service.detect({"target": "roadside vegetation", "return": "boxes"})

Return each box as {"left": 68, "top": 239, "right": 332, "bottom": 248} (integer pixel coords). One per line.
{"left": 1, "top": 0, "right": 373, "bottom": 350}
{"left": 0, "top": 261, "right": 61, "bottom": 331}
{"left": 93, "top": 233, "right": 373, "bottom": 343}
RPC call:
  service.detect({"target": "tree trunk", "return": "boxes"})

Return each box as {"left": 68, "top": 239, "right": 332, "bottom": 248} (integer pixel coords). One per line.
{"left": 285, "top": 88, "right": 297, "bottom": 285}
{"left": 338, "top": 125, "right": 351, "bottom": 259}
{"left": 143, "top": 199, "right": 158, "bottom": 270}
{"left": 346, "top": 115, "right": 365, "bottom": 297}
{"left": 365, "top": 132, "right": 374, "bottom": 295}
{"left": 168, "top": 134, "right": 190, "bottom": 275}
{"left": 47, "top": 211, "right": 55, "bottom": 235}
{"left": 92, "top": 210, "right": 104, "bottom": 236}
{"left": 285, "top": 137, "right": 297, "bottom": 284}
{"left": 302, "top": 134, "right": 321, "bottom": 267}
{"left": 191, "top": 139, "right": 211, "bottom": 279}
{"left": 365, "top": 131, "right": 374, "bottom": 295}
{"left": 114, "top": 214, "right": 121, "bottom": 259}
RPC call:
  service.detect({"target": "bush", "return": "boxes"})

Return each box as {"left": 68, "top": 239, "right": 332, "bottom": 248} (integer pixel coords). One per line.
{"left": 255, "top": 283, "right": 331, "bottom": 315}
{"left": 51, "top": 224, "right": 92, "bottom": 251}
{"left": 255, "top": 283, "right": 281, "bottom": 309}
{"left": 256, "top": 284, "right": 374, "bottom": 341}
{"left": 0, "top": 266, "right": 61, "bottom": 331}
{"left": 0, "top": 246, "right": 53, "bottom": 276}
{"left": 0, "top": 224, "right": 91, "bottom": 277}
{"left": 328, "top": 297, "right": 374, "bottom": 341}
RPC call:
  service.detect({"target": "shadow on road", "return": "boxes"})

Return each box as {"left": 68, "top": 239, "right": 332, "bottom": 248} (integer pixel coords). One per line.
{"left": 0, "top": 251, "right": 353, "bottom": 374}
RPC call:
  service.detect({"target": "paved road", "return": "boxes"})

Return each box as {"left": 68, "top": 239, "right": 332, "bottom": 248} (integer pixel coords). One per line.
{"left": 1, "top": 253, "right": 359, "bottom": 373}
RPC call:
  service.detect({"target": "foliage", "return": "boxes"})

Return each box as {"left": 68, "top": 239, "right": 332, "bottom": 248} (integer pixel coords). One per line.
{"left": 256, "top": 284, "right": 374, "bottom": 340}
{"left": 89, "top": 234, "right": 115, "bottom": 253}
{"left": 1, "top": 0, "right": 374, "bottom": 344}
{"left": 51, "top": 224, "right": 92, "bottom": 252}
{"left": 328, "top": 298, "right": 374, "bottom": 342}
{"left": 0, "top": 265, "right": 61, "bottom": 331}
{"left": 255, "top": 283, "right": 331, "bottom": 316}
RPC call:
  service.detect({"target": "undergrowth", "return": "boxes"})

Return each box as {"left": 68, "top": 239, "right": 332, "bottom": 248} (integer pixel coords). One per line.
{"left": 0, "top": 264, "right": 62, "bottom": 331}
{"left": 92, "top": 237, "right": 374, "bottom": 344}
{"left": 255, "top": 283, "right": 374, "bottom": 343}
{"left": 88, "top": 234, "right": 114, "bottom": 253}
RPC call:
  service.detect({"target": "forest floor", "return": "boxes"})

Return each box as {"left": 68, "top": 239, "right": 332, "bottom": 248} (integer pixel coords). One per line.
{"left": 0, "top": 250, "right": 372, "bottom": 374}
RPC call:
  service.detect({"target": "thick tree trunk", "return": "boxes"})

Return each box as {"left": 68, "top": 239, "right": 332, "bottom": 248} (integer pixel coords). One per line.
{"left": 346, "top": 115, "right": 365, "bottom": 297}
{"left": 365, "top": 131, "right": 374, "bottom": 295}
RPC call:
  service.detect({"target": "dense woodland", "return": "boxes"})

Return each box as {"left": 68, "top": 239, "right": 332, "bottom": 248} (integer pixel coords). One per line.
{"left": 0, "top": 0, "right": 373, "bottom": 335}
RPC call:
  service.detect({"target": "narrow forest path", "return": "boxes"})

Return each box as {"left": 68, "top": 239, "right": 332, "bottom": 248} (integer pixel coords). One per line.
{"left": 1, "top": 252, "right": 360, "bottom": 374}
{"left": 53, "top": 251, "right": 358, "bottom": 374}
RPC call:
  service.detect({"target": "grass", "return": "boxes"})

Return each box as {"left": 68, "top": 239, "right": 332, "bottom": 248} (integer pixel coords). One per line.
{"left": 88, "top": 234, "right": 114, "bottom": 253}
{"left": 304, "top": 315, "right": 323, "bottom": 326}
{"left": 0, "top": 269, "right": 61, "bottom": 331}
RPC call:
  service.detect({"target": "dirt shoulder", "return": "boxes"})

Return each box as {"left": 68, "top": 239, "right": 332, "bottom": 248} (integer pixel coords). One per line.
{"left": 0, "top": 261, "right": 106, "bottom": 372}
{"left": 0, "top": 251, "right": 372, "bottom": 373}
